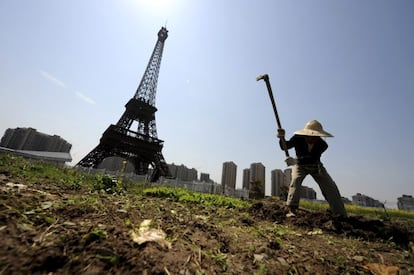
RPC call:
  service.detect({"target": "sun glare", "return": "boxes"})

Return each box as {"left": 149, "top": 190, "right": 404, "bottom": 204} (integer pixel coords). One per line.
{"left": 133, "top": 0, "right": 176, "bottom": 16}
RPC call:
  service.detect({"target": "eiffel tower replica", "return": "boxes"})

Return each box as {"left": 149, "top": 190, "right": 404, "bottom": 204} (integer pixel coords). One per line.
{"left": 77, "top": 27, "right": 171, "bottom": 182}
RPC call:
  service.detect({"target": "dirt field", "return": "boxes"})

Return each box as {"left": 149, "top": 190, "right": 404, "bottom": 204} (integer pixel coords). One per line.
{"left": 0, "top": 166, "right": 413, "bottom": 274}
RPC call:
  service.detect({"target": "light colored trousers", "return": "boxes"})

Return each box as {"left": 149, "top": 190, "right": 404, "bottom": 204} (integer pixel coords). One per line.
{"left": 287, "top": 163, "right": 347, "bottom": 216}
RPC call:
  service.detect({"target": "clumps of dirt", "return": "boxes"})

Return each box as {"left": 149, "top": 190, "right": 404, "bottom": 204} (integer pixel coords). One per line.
{"left": 1, "top": 170, "right": 413, "bottom": 274}
{"left": 31, "top": 246, "right": 68, "bottom": 273}
{"left": 249, "top": 199, "right": 414, "bottom": 248}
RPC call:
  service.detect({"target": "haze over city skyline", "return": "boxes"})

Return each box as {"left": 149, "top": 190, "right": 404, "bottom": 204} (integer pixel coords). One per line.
{"left": 1, "top": 1, "right": 413, "bottom": 208}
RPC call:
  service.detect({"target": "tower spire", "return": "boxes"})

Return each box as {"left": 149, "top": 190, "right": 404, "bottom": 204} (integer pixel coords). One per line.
{"left": 77, "top": 27, "right": 171, "bottom": 181}
{"left": 134, "top": 27, "right": 168, "bottom": 105}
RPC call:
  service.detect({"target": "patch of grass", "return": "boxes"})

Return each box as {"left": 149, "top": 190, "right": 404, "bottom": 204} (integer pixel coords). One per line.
{"left": 300, "top": 198, "right": 414, "bottom": 221}
{"left": 122, "top": 181, "right": 151, "bottom": 195}
{"left": 143, "top": 186, "right": 251, "bottom": 209}
{"left": 349, "top": 205, "right": 414, "bottom": 220}
{"left": 299, "top": 199, "right": 329, "bottom": 212}
{"left": 1, "top": 153, "right": 413, "bottom": 222}
{"left": 0, "top": 153, "right": 95, "bottom": 190}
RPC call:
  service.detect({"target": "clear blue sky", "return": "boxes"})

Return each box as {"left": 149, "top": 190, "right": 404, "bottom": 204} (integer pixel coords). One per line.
{"left": 1, "top": 0, "right": 413, "bottom": 208}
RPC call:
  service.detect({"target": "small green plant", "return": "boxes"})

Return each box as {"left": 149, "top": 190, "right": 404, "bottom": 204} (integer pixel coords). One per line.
{"left": 83, "top": 229, "right": 107, "bottom": 244}
{"left": 93, "top": 175, "right": 124, "bottom": 195}
{"left": 97, "top": 254, "right": 118, "bottom": 266}
{"left": 256, "top": 263, "right": 267, "bottom": 274}
{"left": 205, "top": 248, "right": 228, "bottom": 272}
{"left": 43, "top": 216, "right": 56, "bottom": 225}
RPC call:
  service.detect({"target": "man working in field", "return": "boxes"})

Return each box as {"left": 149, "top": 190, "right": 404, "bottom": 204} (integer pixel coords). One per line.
{"left": 277, "top": 120, "right": 347, "bottom": 217}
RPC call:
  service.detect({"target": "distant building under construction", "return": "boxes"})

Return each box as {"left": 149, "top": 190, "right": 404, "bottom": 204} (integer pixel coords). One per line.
{"left": 397, "top": 195, "right": 414, "bottom": 211}
{"left": 352, "top": 193, "right": 384, "bottom": 208}
{"left": 1, "top": 127, "right": 71, "bottom": 152}
{"left": 168, "top": 163, "right": 197, "bottom": 181}
{"left": 248, "top": 162, "right": 265, "bottom": 199}
{"left": 0, "top": 127, "right": 72, "bottom": 164}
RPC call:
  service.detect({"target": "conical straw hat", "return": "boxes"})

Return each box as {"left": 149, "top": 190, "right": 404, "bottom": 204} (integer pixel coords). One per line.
{"left": 294, "top": 120, "right": 333, "bottom": 137}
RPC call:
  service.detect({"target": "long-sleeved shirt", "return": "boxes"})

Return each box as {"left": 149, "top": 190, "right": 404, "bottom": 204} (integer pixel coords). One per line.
{"left": 280, "top": 135, "right": 328, "bottom": 165}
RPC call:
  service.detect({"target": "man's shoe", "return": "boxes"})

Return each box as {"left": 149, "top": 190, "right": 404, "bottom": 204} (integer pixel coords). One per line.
{"left": 286, "top": 211, "right": 296, "bottom": 218}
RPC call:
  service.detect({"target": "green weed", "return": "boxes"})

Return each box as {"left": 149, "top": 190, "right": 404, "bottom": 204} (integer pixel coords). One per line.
{"left": 205, "top": 248, "right": 228, "bottom": 272}
{"left": 93, "top": 175, "right": 125, "bottom": 195}
{"left": 83, "top": 229, "right": 107, "bottom": 243}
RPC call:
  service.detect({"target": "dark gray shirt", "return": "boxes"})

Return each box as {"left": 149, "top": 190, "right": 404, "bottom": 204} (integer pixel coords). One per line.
{"left": 280, "top": 135, "right": 328, "bottom": 165}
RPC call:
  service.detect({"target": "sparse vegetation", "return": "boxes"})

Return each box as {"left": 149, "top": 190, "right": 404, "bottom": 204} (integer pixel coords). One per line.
{"left": 300, "top": 198, "right": 414, "bottom": 220}
{"left": 0, "top": 153, "right": 413, "bottom": 274}
{"left": 143, "top": 186, "right": 251, "bottom": 208}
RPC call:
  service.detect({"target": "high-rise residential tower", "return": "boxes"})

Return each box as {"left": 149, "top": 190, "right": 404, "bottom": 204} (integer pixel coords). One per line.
{"left": 249, "top": 162, "right": 265, "bottom": 198}
{"left": 221, "top": 161, "right": 237, "bottom": 190}
{"left": 270, "top": 169, "right": 286, "bottom": 197}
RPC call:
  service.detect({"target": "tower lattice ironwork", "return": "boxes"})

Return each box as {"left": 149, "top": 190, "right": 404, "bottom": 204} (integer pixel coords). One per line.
{"left": 77, "top": 27, "right": 171, "bottom": 181}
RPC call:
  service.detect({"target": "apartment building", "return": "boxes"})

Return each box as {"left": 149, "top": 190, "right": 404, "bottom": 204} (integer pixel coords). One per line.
{"left": 1, "top": 127, "right": 71, "bottom": 152}
{"left": 242, "top": 168, "right": 250, "bottom": 190}
{"left": 249, "top": 162, "right": 265, "bottom": 198}
{"left": 168, "top": 163, "right": 198, "bottom": 181}
{"left": 300, "top": 185, "right": 317, "bottom": 200}
{"left": 200, "top": 173, "right": 211, "bottom": 183}
{"left": 221, "top": 161, "right": 237, "bottom": 190}
{"left": 0, "top": 127, "right": 72, "bottom": 164}
{"left": 352, "top": 193, "right": 384, "bottom": 208}
{"left": 397, "top": 195, "right": 414, "bottom": 211}
{"left": 270, "top": 169, "right": 285, "bottom": 197}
